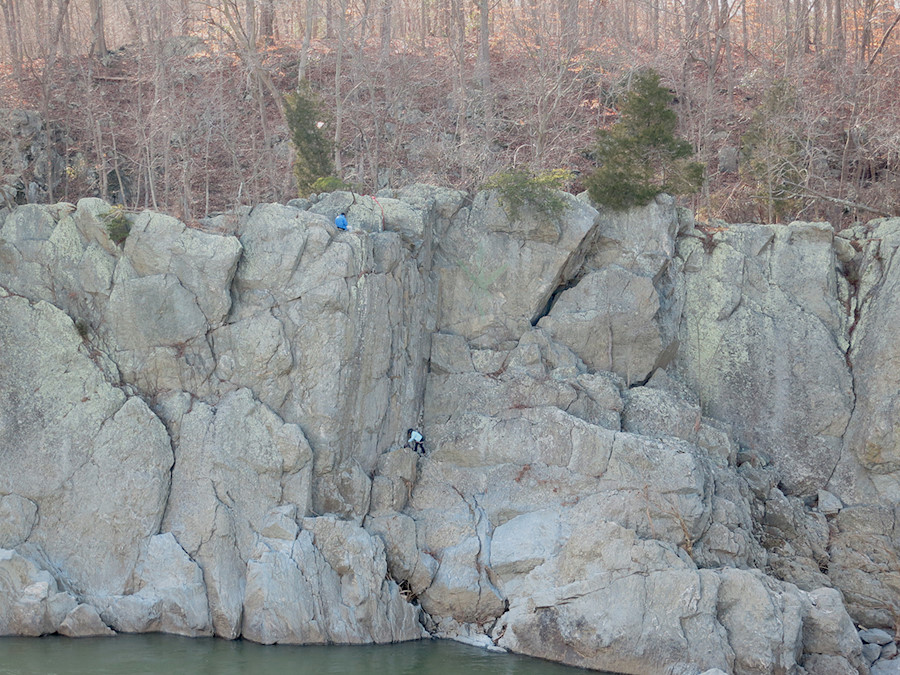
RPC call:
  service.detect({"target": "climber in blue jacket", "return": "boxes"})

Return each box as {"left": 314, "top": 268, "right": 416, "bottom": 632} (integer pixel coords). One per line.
{"left": 335, "top": 212, "right": 349, "bottom": 231}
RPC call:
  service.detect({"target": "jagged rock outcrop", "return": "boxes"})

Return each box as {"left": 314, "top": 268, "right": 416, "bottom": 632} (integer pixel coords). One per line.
{"left": 0, "top": 549, "right": 79, "bottom": 636}
{"left": 242, "top": 514, "right": 424, "bottom": 645}
{"left": 0, "top": 109, "right": 63, "bottom": 206}
{"left": 6, "top": 186, "right": 900, "bottom": 674}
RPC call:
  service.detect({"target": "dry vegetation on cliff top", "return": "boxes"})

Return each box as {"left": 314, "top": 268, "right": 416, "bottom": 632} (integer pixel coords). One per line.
{"left": 1, "top": 0, "right": 899, "bottom": 227}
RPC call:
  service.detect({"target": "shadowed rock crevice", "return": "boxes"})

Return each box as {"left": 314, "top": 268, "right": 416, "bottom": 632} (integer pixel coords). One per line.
{"left": 529, "top": 274, "right": 583, "bottom": 327}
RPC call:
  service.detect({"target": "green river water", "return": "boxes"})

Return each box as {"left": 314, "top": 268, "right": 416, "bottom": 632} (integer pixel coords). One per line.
{"left": 0, "top": 635, "right": 610, "bottom": 675}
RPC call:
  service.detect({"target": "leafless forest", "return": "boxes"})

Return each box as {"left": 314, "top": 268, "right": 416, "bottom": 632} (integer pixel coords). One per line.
{"left": 1, "top": 0, "right": 899, "bottom": 226}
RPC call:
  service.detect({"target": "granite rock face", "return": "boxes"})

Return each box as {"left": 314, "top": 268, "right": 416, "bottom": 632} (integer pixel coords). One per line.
{"left": 0, "top": 197, "right": 429, "bottom": 644}
{"left": 537, "top": 266, "right": 663, "bottom": 383}
{"left": 433, "top": 190, "right": 598, "bottom": 348}
{"left": 672, "top": 222, "right": 853, "bottom": 496}
{"left": 5, "top": 190, "right": 900, "bottom": 674}
{"left": 242, "top": 515, "right": 424, "bottom": 645}
{"left": 842, "top": 218, "right": 900, "bottom": 498}
{"left": 0, "top": 293, "right": 173, "bottom": 602}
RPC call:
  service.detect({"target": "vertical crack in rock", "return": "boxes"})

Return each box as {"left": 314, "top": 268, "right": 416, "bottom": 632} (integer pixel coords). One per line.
{"left": 530, "top": 275, "right": 582, "bottom": 327}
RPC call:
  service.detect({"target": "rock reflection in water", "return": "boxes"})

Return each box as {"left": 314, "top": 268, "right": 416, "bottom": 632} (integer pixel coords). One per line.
{"left": 0, "top": 635, "right": 608, "bottom": 675}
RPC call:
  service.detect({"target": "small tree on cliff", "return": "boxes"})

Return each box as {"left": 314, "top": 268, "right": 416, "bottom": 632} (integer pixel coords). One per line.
{"left": 285, "top": 81, "right": 334, "bottom": 196}
{"left": 585, "top": 70, "right": 703, "bottom": 210}
{"left": 482, "top": 168, "right": 572, "bottom": 221}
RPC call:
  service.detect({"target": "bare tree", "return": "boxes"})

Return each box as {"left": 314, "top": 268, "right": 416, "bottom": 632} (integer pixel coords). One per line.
{"left": 1, "top": 0, "right": 24, "bottom": 79}
{"left": 88, "top": 0, "right": 107, "bottom": 57}
{"left": 333, "top": 0, "right": 346, "bottom": 174}
{"left": 259, "top": 0, "right": 275, "bottom": 45}
{"left": 299, "top": 0, "right": 316, "bottom": 82}
{"left": 380, "top": 0, "right": 392, "bottom": 58}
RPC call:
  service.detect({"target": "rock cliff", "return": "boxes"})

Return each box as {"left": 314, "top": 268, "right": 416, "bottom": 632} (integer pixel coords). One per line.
{"left": 2, "top": 187, "right": 900, "bottom": 674}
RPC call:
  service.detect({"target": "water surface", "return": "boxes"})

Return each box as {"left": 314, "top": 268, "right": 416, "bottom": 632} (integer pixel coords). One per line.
{"left": 0, "top": 635, "right": 609, "bottom": 675}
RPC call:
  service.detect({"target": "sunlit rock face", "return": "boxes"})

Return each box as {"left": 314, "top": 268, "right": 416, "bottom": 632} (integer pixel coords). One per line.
{"left": 5, "top": 190, "right": 900, "bottom": 674}
{"left": 671, "top": 222, "right": 854, "bottom": 496}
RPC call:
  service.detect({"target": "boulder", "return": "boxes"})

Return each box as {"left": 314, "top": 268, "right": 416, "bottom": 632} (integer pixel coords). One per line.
{"left": 761, "top": 488, "right": 831, "bottom": 591}
{"left": 310, "top": 192, "right": 386, "bottom": 232}
{"left": 102, "top": 533, "right": 211, "bottom": 637}
{"left": 872, "top": 661, "right": 900, "bottom": 675}
{"left": 241, "top": 517, "right": 423, "bottom": 644}
{"left": 802, "top": 587, "right": 865, "bottom": 671}
{"left": 123, "top": 210, "right": 242, "bottom": 325}
{"left": 491, "top": 517, "right": 811, "bottom": 675}
{"left": 0, "top": 549, "right": 78, "bottom": 637}
{"left": 394, "top": 184, "right": 467, "bottom": 224}
{"left": 364, "top": 512, "right": 434, "bottom": 591}
{"left": 538, "top": 266, "right": 663, "bottom": 383}
{"left": 860, "top": 628, "right": 895, "bottom": 646}
{"left": 827, "top": 505, "right": 900, "bottom": 627}
{"left": 57, "top": 604, "right": 116, "bottom": 637}
{"left": 583, "top": 192, "right": 681, "bottom": 278}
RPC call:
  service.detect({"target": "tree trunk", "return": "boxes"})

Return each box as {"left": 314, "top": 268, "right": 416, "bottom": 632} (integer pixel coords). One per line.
{"left": 419, "top": 0, "right": 428, "bottom": 46}
{"left": 476, "top": 0, "right": 490, "bottom": 92}
{"left": 742, "top": 0, "right": 749, "bottom": 57}
{"left": 832, "top": 0, "right": 844, "bottom": 53}
{"left": 334, "top": 0, "right": 346, "bottom": 174}
{"left": 122, "top": 0, "right": 142, "bottom": 44}
{"left": 783, "top": 0, "right": 793, "bottom": 71}
{"left": 722, "top": 0, "right": 733, "bottom": 97}
{"left": 858, "top": 0, "right": 875, "bottom": 63}
{"left": 1, "top": 0, "right": 23, "bottom": 79}
{"left": 299, "top": 0, "right": 316, "bottom": 82}
{"left": 245, "top": 0, "right": 258, "bottom": 49}
{"left": 89, "top": 0, "right": 107, "bottom": 58}
{"left": 812, "top": 0, "right": 821, "bottom": 52}
{"left": 326, "top": 0, "right": 334, "bottom": 38}
{"left": 380, "top": 0, "right": 392, "bottom": 58}
{"left": 260, "top": 0, "right": 275, "bottom": 46}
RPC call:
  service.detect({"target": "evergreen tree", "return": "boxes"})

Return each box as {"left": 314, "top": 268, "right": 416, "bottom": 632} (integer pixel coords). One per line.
{"left": 285, "top": 81, "right": 334, "bottom": 196}
{"left": 585, "top": 70, "right": 703, "bottom": 210}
